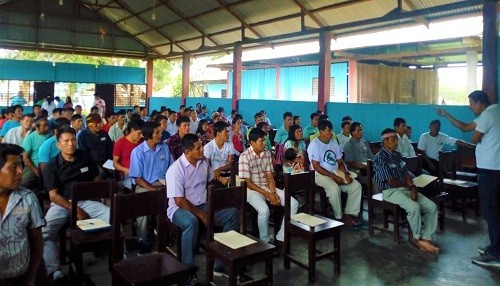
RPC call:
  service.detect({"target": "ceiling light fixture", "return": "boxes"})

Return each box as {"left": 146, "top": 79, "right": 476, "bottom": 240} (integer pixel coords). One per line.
{"left": 152, "top": 0, "right": 156, "bottom": 21}
{"left": 59, "top": 0, "right": 63, "bottom": 5}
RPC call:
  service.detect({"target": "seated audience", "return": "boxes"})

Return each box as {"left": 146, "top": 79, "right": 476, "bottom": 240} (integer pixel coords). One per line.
{"left": 113, "top": 120, "right": 144, "bottom": 190}
{"left": 337, "top": 120, "right": 352, "bottom": 149}
{"left": 77, "top": 114, "right": 113, "bottom": 175}
{"left": 196, "top": 119, "right": 213, "bottom": 145}
{"left": 303, "top": 112, "right": 319, "bottom": 141}
{"left": 0, "top": 143, "right": 45, "bottom": 285}
{"left": 188, "top": 108, "right": 200, "bottom": 134}
{"left": 394, "top": 117, "right": 416, "bottom": 157}
{"left": 167, "top": 116, "right": 191, "bottom": 160}
{"left": 154, "top": 114, "right": 170, "bottom": 141}
{"left": 38, "top": 118, "right": 71, "bottom": 171}
{"left": 230, "top": 114, "right": 245, "bottom": 156}
{"left": 283, "top": 148, "right": 305, "bottom": 174}
{"left": 372, "top": 128, "right": 439, "bottom": 254}
{"left": 283, "top": 124, "right": 306, "bottom": 170}
{"left": 2, "top": 113, "right": 34, "bottom": 146}
{"left": 129, "top": 121, "right": 174, "bottom": 253}
{"left": 307, "top": 120, "right": 362, "bottom": 227}
{"left": 108, "top": 111, "right": 127, "bottom": 142}
{"left": 239, "top": 128, "right": 298, "bottom": 244}
{"left": 42, "top": 127, "right": 110, "bottom": 280}
{"left": 166, "top": 110, "right": 178, "bottom": 135}
{"left": 204, "top": 121, "right": 235, "bottom": 187}
{"left": 293, "top": 115, "right": 301, "bottom": 127}
{"left": 21, "top": 117, "right": 51, "bottom": 188}
{"left": 274, "top": 111, "right": 293, "bottom": 144}
{"left": 257, "top": 122, "right": 273, "bottom": 151}
{"left": 197, "top": 106, "right": 210, "bottom": 121}
{"left": 0, "top": 104, "right": 23, "bottom": 141}
{"left": 167, "top": 134, "right": 238, "bottom": 284}
{"left": 417, "top": 119, "right": 474, "bottom": 176}
{"left": 260, "top": 110, "right": 272, "bottom": 127}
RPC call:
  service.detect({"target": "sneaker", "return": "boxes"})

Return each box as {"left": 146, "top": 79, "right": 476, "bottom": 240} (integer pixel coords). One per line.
{"left": 138, "top": 239, "right": 151, "bottom": 255}
{"left": 185, "top": 273, "right": 200, "bottom": 286}
{"left": 52, "top": 270, "right": 64, "bottom": 280}
{"left": 478, "top": 247, "right": 486, "bottom": 255}
{"left": 213, "top": 266, "right": 229, "bottom": 278}
{"left": 472, "top": 254, "right": 500, "bottom": 267}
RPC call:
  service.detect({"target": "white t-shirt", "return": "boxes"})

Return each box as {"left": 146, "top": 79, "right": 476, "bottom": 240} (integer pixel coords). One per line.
{"left": 3, "top": 126, "right": 24, "bottom": 146}
{"left": 203, "top": 140, "right": 236, "bottom": 170}
{"left": 417, "top": 132, "right": 457, "bottom": 160}
{"left": 337, "top": 133, "right": 351, "bottom": 149}
{"left": 474, "top": 104, "right": 500, "bottom": 170}
{"left": 397, "top": 133, "right": 416, "bottom": 157}
{"left": 307, "top": 137, "right": 342, "bottom": 173}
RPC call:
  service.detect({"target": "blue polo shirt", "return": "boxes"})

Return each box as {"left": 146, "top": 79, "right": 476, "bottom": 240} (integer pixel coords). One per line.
{"left": 0, "top": 120, "right": 21, "bottom": 137}
{"left": 38, "top": 136, "right": 60, "bottom": 165}
{"left": 129, "top": 141, "right": 174, "bottom": 184}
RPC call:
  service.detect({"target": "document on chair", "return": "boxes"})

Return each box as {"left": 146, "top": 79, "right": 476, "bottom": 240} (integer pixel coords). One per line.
{"left": 412, "top": 174, "right": 438, "bottom": 188}
{"left": 291, "top": 213, "right": 327, "bottom": 227}
{"left": 77, "top": 218, "right": 112, "bottom": 233}
{"left": 443, "top": 178, "right": 477, "bottom": 187}
{"left": 214, "top": 230, "right": 257, "bottom": 249}
{"left": 103, "top": 159, "right": 115, "bottom": 170}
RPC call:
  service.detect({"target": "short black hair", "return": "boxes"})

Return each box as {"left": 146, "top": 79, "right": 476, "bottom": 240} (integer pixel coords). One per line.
{"left": 381, "top": 128, "right": 397, "bottom": 136}
{"left": 318, "top": 119, "right": 332, "bottom": 131}
{"left": 310, "top": 112, "right": 319, "bottom": 120}
{"left": 52, "top": 118, "right": 71, "bottom": 133}
{"left": 256, "top": 122, "right": 268, "bottom": 129}
{"left": 90, "top": 106, "right": 99, "bottom": 113}
{"left": 254, "top": 113, "right": 263, "bottom": 120}
{"left": 213, "top": 121, "right": 229, "bottom": 136}
{"left": 248, "top": 127, "right": 267, "bottom": 143}
{"left": 142, "top": 121, "right": 160, "bottom": 140}
{"left": 341, "top": 121, "right": 351, "bottom": 129}
{"left": 429, "top": 120, "right": 440, "bottom": 127}
{"left": 284, "top": 148, "right": 298, "bottom": 161}
{"left": 393, "top": 117, "right": 406, "bottom": 127}
{"left": 130, "top": 113, "right": 141, "bottom": 121}
{"left": 342, "top": 116, "right": 352, "bottom": 122}
{"left": 181, "top": 133, "right": 200, "bottom": 152}
{"left": 53, "top": 108, "right": 62, "bottom": 115}
{"left": 71, "top": 114, "right": 82, "bottom": 122}
{"left": 154, "top": 114, "right": 167, "bottom": 123}
{"left": 349, "top": 122, "right": 362, "bottom": 134}
{"left": 283, "top": 111, "right": 292, "bottom": 119}
{"left": 232, "top": 114, "right": 243, "bottom": 125}
{"left": 176, "top": 115, "right": 190, "bottom": 127}
{"left": 318, "top": 114, "right": 329, "bottom": 121}
{"left": 0, "top": 143, "right": 24, "bottom": 170}
{"left": 126, "top": 119, "right": 144, "bottom": 134}
{"left": 12, "top": 104, "right": 23, "bottom": 112}
{"left": 22, "top": 113, "right": 35, "bottom": 119}
{"left": 468, "top": 90, "right": 490, "bottom": 106}
{"left": 56, "top": 126, "right": 76, "bottom": 141}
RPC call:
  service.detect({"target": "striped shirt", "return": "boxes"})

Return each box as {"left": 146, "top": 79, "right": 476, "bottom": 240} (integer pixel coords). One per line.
{"left": 238, "top": 146, "right": 273, "bottom": 189}
{"left": 0, "top": 188, "right": 45, "bottom": 279}
{"left": 372, "top": 147, "right": 409, "bottom": 191}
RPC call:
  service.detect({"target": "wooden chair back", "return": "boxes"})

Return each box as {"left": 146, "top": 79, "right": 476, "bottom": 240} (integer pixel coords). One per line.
{"left": 456, "top": 144, "right": 477, "bottom": 171}
{"left": 206, "top": 182, "right": 247, "bottom": 242}
{"left": 284, "top": 171, "right": 315, "bottom": 218}
{"left": 366, "top": 160, "right": 376, "bottom": 198}
{"left": 70, "top": 180, "right": 116, "bottom": 230}
{"left": 438, "top": 151, "right": 457, "bottom": 181}
{"left": 111, "top": 188, "right": 167, "bottom": 263}
{"left": 230, "top": 160, "right": 238, "bottom": 187}
{"left": 402, "top": 155, "right": 423, "bottom": 176}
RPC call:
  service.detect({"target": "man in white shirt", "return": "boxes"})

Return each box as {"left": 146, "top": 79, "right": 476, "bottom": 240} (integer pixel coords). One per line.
{"left": 93, "top": 94, "right": 106, "bottom": 118}
{"left": 337, "top": 120, "right": 351, "bottom": 149}
{"left": 437, "top": 90, "right": 500, "bottom": 267}
{"left": 417, "top": 119, "right": 473, "bottom": 175}
{"left": 166, "top": 110, "right": 178, "bottom": 135}
{"left": 3, "top": 113, "right": 34, "bottom": 146}
{"left": 188, "top": 108, "right": 200, "bottom": 134}
{"left": 394, "top": 117, "right": 416, "bottom": 157}
{"left": 203, "top": 121, "right": 235, "bottom": 186}
{"left": 307, "top": 120, "right": 362, "bottom": 227}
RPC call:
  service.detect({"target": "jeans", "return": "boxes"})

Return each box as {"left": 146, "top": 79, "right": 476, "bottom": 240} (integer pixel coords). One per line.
{"left": 478, "top": 168, "right": 500, "bottom": 258}
{"left": 172, "top": 204, "right": 238, "bottom": 269}
{"left": 42, "top": 201, "right": 110, "bottom": 274}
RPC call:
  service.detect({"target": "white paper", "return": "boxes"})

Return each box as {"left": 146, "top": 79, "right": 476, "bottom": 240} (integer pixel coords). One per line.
{"left": 158, "top": 179, "right": 166, "bottom": 186}
{"left": 412, "top": 174, "right": 438, "bottom": 188}
{"left": 103, "top": 159, "right": 115, "bottom": 170}
{"left": 77, "top": 218, "right": 111, "bottom": 232}
{"left": 443, "top": 178, "right": 477, "bottom": 187}
{"left": 214, "top": 230, "right": 257, "bottom": 249}
{"left": 291, "top": 213, "right": 327, "bottom": 227}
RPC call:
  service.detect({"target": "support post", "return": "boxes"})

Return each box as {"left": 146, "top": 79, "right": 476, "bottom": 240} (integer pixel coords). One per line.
{"left": 181, "top": 54, "right": 190, "bottom": 106}
{"left": 348, "top": 60, "right": 358, "bottom": 103}
{"left": 466, "top": 50, "right": 478, "bottom": 94}
{"left": 276, "top": 66, "right": 281, "bottom": 99}
{"left": 318, "top": 32, "right": 331, "bottom": 111}
{"left": 232, "top": 44, "right": 242, "bottom": 110}
{"left": 146, "top": 59, "right": 153, "bottom": 111}
{"left": 482, "top": 1, "right": 498, "bottom": 104}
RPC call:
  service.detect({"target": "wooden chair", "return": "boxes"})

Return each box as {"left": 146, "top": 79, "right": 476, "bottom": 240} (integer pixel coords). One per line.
{"left": 111, "top": 188, "right": 188, "bottom": 286}
{"left": 283, "top": 171, "right": 343, "bottom": 282}
{"left": 367, "top": 160, "right": 410, "bottom": 244}
{"left": 402, "top": 155, "right": 448, "bottom": 232}
{"left": 206, "top": 182, "right": 275, "bottom": 286}
{"left": 455, "top": 144, "right": 478, "bottom": 181}
{"left": 230, "top": 160, "right": 284, "bottom": 239}
{"left": 438, "top": 151, "right": 479, "bottom": 221}
{"left": 69, "top": 180, "right": 116, "bottom": 284}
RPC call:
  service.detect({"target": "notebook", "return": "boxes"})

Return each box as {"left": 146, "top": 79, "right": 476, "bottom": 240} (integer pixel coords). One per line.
{"left": 214, "top": 230, "right": 257, "bottom": 249}
{"left": 77, "top": 218, "right": 112, "bottom": 233}
{"left": 412, "top": 174, "right": 438, "bottom": 188}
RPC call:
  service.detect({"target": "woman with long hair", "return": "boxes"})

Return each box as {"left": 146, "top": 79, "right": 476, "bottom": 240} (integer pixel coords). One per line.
{"left": 230, "top": 114, "right": 245, "bottom": 155}
{"left": 196, "top": 119, "right": 213, "bottom": 145}
{"left": 63, "top": 96, "right": 73, "bottom": 109}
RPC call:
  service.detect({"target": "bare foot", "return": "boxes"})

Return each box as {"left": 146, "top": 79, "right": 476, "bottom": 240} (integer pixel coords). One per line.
{"left": 414, "top": 239, "right": 439, "bottom": 254}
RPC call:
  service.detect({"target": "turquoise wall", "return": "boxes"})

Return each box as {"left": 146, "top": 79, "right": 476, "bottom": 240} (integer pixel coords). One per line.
{"left": 227, "top": 63, "right": 348, "bottom": 101}
{"left": 149, "top": 97, "right": 182, "bottom": 113}
{"left": 0, "top": 59, "right": 145, "bottom": 84}
{"left": 186, "top": 97, "right": 231, "bottom": 116}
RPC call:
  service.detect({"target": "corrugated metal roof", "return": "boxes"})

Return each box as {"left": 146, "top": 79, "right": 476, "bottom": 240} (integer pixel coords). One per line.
{"left": 0, "top": 0, "right": 486, "bottom": 59}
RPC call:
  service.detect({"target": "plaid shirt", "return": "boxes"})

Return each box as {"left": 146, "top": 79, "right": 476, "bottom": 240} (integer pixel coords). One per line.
{"left": 166, "top": 133, "right": 183, "bottom": 160}
{"left": 238, "top": 146, "right": 273, "bottom": 189}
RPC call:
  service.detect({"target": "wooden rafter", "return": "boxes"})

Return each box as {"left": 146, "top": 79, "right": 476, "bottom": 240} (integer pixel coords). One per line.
{"left": 402, "top": 0, "right": 430, "bottom": 27}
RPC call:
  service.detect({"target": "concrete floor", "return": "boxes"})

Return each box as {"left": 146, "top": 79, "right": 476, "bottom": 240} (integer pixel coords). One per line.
{"left": 55, "top": 208, "right": 500, "bottom": 286}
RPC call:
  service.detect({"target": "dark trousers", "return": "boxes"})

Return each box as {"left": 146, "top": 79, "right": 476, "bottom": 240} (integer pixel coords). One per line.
{"left": 478, "top": 168, "right": 500, "bottom": 258}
